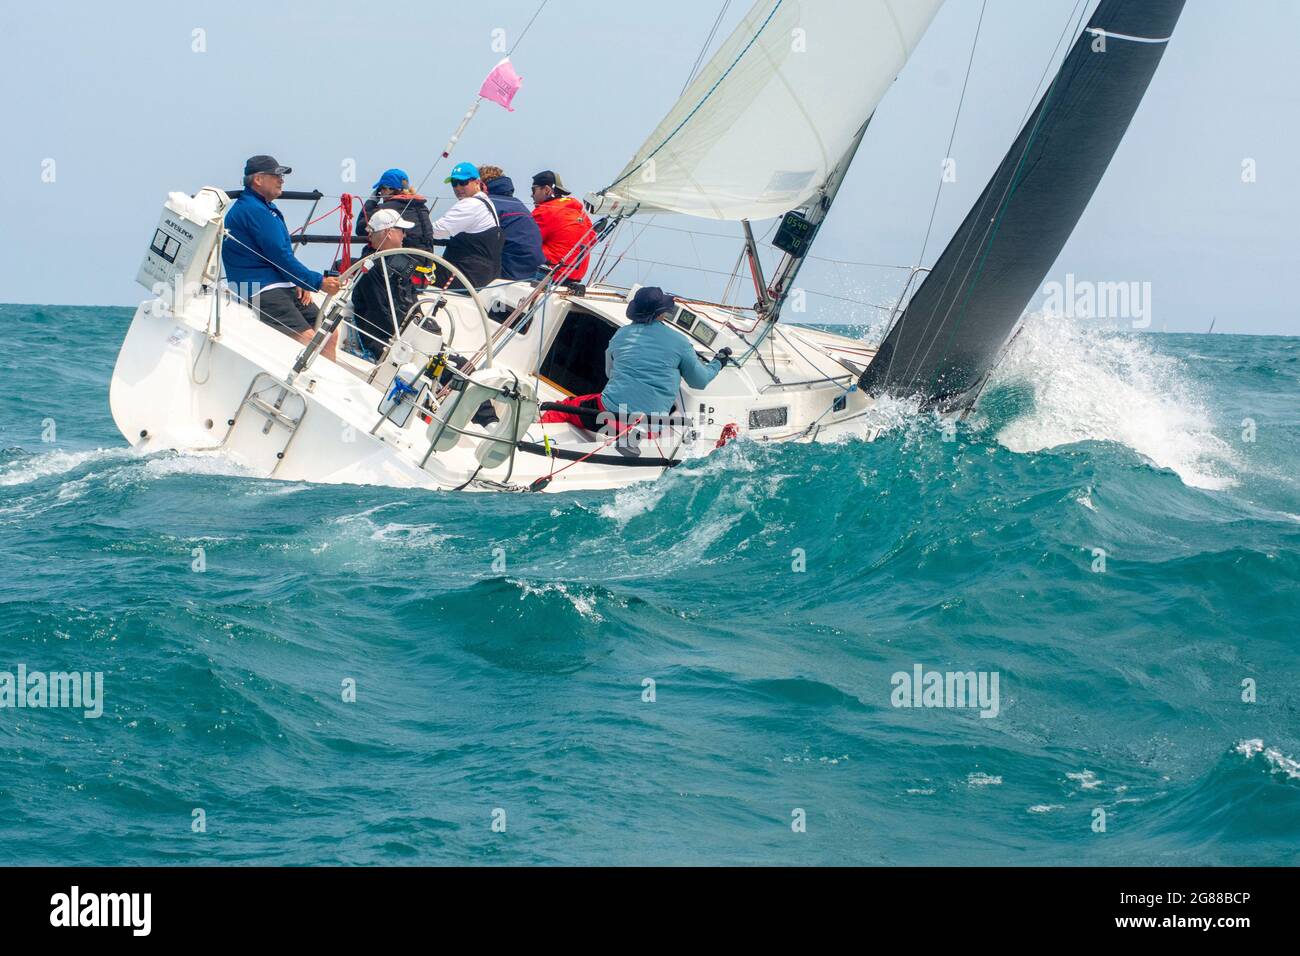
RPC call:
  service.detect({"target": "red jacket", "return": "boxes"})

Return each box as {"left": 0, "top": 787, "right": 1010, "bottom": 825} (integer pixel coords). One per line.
{"left": 532, "top": 196, "right": 594, "bottom": 281}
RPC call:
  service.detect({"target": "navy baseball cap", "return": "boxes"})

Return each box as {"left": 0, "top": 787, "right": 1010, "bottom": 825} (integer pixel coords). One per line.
{"left": 626, "top": 287, "right": 676, "bottom": 323}
{"left": 244, "top": 155, "right": 292, "bottom": 177}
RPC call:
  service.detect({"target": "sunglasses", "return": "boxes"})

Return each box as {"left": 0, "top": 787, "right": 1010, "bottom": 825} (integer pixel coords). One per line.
{"left": 449, "top": 179, "right": 472, "bottom": 187}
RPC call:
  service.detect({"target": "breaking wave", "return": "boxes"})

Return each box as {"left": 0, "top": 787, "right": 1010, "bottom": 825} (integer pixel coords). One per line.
{"left": 985, "top": 314, "right": 1240, "bottom": 490}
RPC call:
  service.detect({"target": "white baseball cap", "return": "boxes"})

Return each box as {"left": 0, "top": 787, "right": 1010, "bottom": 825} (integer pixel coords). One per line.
{"left": 367, "top": 208, "right": 415, "bottom": 233}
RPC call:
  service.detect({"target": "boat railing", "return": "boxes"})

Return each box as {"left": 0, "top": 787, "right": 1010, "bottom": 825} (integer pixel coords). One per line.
{"left": 883, "top": 266, "right": 931, "bottom": 336}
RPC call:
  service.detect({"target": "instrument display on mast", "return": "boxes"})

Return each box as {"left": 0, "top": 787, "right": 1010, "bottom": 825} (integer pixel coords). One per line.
{"left": 773, "top": 211, "right": 818, "bottom": 257}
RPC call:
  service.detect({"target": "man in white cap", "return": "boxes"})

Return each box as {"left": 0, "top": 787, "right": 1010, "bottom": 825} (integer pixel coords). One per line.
{"left": 349, "top": 208, "right": 424, "bottom": 360}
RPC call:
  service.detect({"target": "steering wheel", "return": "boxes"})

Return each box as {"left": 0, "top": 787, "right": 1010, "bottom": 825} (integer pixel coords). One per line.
{"left": 311, "top": 247, "right": 493, "bottom": 369}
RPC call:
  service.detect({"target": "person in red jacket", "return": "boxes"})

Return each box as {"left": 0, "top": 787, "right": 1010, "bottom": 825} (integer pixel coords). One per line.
{"left": 530, "top": 170, "right": 594, "bottom": 282}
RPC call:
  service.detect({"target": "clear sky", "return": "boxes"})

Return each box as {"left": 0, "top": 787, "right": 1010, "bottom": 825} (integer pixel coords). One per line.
{"left": 1, "top": 0, "right": 1296, "bottom": 334}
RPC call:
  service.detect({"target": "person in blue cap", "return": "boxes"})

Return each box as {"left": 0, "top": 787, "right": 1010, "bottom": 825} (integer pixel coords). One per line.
{"left": 356, "top": 168, "right": 434, "bottom": 252}
{"left": 429, "top": 161, "right": 503, "bottom": 290}
{"left": 540, "top": 286, "right": 732, "bottom": 430}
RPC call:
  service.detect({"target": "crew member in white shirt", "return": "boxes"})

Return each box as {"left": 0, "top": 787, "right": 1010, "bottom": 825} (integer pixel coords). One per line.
{"left": 430, "top": 162, "right": 504, "bottom": 289}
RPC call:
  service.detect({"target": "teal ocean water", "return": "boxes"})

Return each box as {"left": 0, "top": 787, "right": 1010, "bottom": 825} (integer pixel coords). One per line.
{"left": 1, "top": 302, "right": 1297, "bottom": 865}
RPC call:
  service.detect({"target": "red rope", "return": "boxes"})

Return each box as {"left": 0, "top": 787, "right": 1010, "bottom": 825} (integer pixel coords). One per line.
{"left": 338, "top": 194, "right": 355, "bottom": 272}
{"left": 293, "top": 202, "right": 343, "bottom": 233}
{"left": 286, "top": 197, "right": 356, "bottom": 273}
{"left": 544, "top": 414, "right": 646, "bottom": 483}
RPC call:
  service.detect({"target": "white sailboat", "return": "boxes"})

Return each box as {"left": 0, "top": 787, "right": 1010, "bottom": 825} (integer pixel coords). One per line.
{"left": 109, "top": 0, "right": 1184, "bottom": 493}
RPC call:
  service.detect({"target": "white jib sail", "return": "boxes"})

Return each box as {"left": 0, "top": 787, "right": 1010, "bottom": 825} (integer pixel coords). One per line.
{"left": 591, "top": 0, "right": 945, "bottom": 221}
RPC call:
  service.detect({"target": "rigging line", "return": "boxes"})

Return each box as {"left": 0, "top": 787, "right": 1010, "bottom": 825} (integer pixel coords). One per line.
{"left": 222, "top": 230, "right": 323, "bottom": 290}
{"left": 684, "top": 230, "right": 711, "bottom": 297}
{"left": 795, "top": 251, "right": 913, "bottom": 271}
{"left": 635, "top": 221, "right": 737, "bottom": 241}
{"left": 604, "top": 0, "right": 785, "bottom": 194}
{"left": 604, "top": 255, "right": 896, "bottom": 312}
{"left": 881, "top": 0, "right": 1079, "bottom": 390}
{"left": 900, "top": 0, "right": 1092, "bottom": 394}
{"left": 804, "top": 290, "right": 894, "bottom": 312}
{"left": 722, "top": 244, "right": 745, "bottom": 306}
{"left": 594, "top": 215, "right": 658, "bottom": 286}
{"left": 915, "top": 0, "right": 988, "bottom": 269}
{"left": 681, "top": 0, "right": 732, "bottom": 95}
{"left": 507, "top": 0, "right": 550, "bottom": 56}
{"left": 877, "top": 0, "right": 992, "bottom": 387}
{"left": 632, "top": 221, "right": 913, "bottom": 271}
{"left": 773, "top": 326, "right": 854, "bottom": 394}
{"left": 401, "top": 0, "right": 551, "bottom": 216}
{"left": 883, "top": 0, "right": 1084, "bottom": 391}
{"left": 590, "top": 216, "right": 624, "bottom": 280}
{"left": 1019, "top": 0, "right": 1088, "bottom": 130}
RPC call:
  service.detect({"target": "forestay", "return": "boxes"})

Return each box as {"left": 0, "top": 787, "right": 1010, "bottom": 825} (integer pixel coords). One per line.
{"left": 589, "top": 0, "right": 944, "bottom": 221}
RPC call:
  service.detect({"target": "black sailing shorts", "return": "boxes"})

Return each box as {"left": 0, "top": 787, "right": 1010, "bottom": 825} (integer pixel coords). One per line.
{"left": 251, "top": 286, "right": 320, "bottom": 336}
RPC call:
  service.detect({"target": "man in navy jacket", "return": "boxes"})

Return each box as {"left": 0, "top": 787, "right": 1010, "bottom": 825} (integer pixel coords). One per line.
{"left": 479, "top": 166, "right": 544, "bottom": 281}
{"left": 224, "top": 155, "right": 341, "bottom": 357}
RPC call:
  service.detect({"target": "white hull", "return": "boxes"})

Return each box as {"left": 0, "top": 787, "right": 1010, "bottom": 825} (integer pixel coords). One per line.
{"left": 111, "top": 278, "right": 882, "bottom": 494}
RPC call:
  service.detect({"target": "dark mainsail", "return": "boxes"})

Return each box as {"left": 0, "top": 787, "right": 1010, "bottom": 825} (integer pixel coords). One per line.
{"left": 858, "top": 0, "right": 1186, "bottom": 409}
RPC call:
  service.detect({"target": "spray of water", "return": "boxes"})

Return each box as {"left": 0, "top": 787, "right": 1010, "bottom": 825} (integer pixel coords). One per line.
{"left": 987, "top": 314, "right": 1238, "bottom": 490}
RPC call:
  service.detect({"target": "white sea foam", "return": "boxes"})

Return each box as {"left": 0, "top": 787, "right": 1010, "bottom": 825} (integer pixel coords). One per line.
{"left": 135, "top": 451, "right": 256, "bottom": 480}
{"left": 989, "top": 314, "right": 1239, "bottom": 491}
{"left": 0, "top": 447, "right": 134, "bottom": 487}
{"left": 1235, "top": 738, "right": 1300, "bottom": 780}
{"left": 333, "top": 502, "right": 407, "bottom": 524}
{"left": 598, "top": 479, "right": 669, "bottom": 526}
{"left": 857, "top": 392, "right": 925, "bottom": 438}
{"left": 1066, "top": 769, "right": 1104, "bottom": 790}
{"left": 512, "top": 579, "right": 603, "bottom": 622}
{"left": 596, "top": 440, "right": 759, "bottom": 527}
{"left": 328, "top": 505, "right": 451, "bottom": 550}
{"left": 367, "top": 523, "right": 452, "bottom": 548}
{"left": 0, "top": 445, "right": 261, "bottom": 492}
{"left": 967, "top": 772, "right": 1002, "bottom": 787}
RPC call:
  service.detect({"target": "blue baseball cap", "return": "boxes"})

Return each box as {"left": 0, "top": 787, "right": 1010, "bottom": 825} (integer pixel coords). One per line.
{"left": 373, "top": 168, "right": 409, "bottom": 190}
{"left": 444, "top": 162, "right": 481, "bottom": 184}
